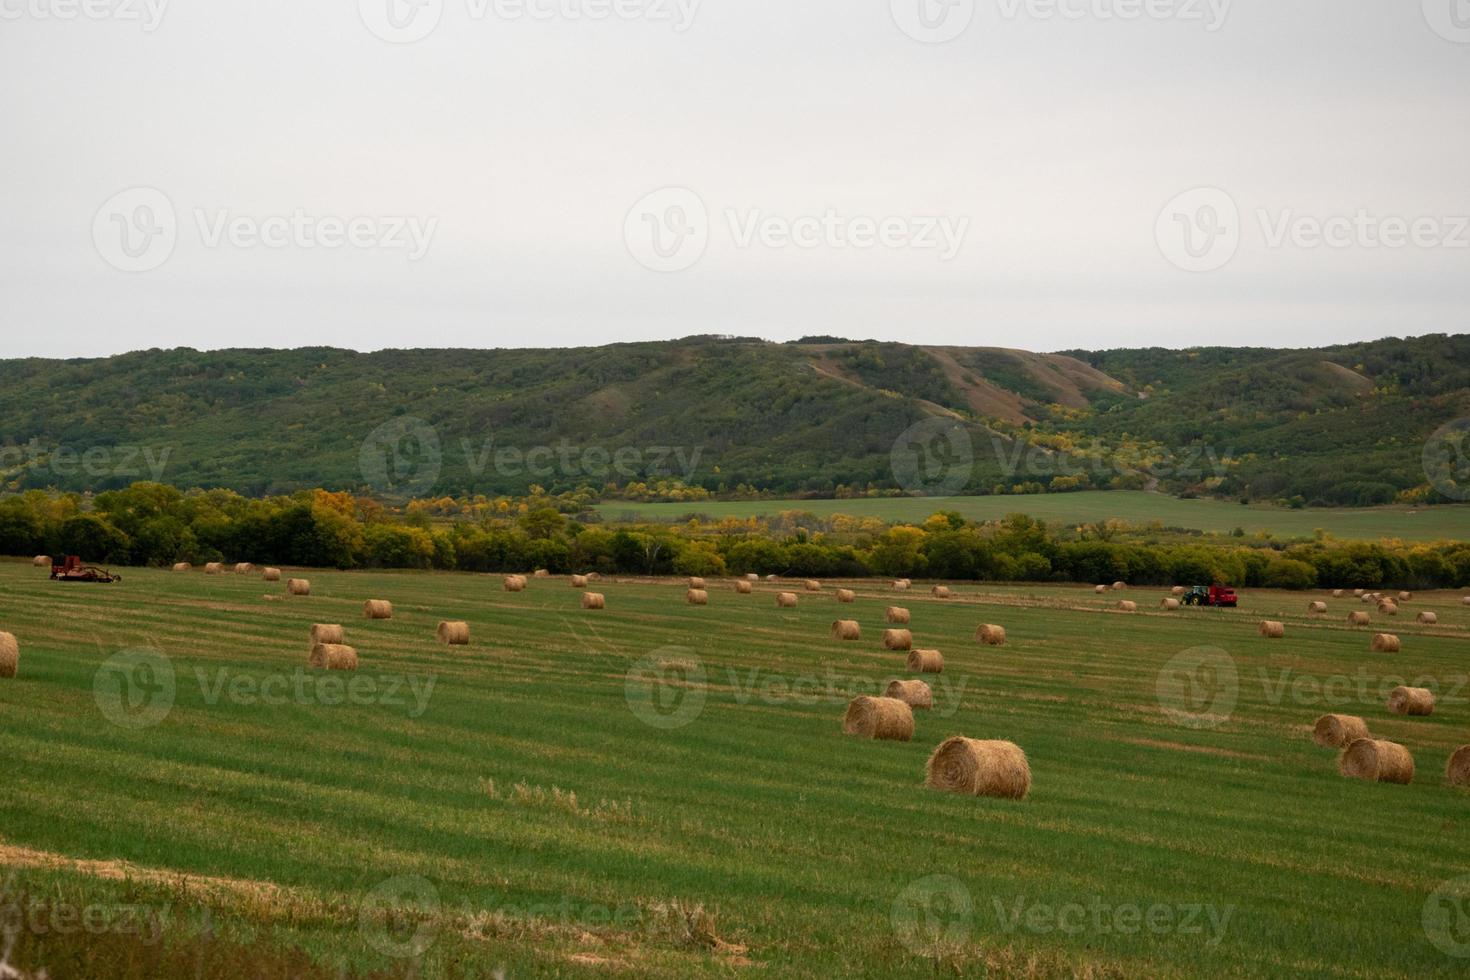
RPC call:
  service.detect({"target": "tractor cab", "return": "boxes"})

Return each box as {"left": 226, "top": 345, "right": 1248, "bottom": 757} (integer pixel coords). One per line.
{"left": 1182, "top": 585, "right": 1237, "bottom": 607}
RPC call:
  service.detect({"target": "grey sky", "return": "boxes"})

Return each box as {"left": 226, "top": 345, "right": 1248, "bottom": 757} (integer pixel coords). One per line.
{"left": 2, "top": 0, "right": 1467, "bottom": 358}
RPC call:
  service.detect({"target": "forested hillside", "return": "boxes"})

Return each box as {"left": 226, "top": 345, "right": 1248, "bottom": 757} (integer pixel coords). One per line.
{"left": 1, "top": 334, "right": 1464, "bottom": 506}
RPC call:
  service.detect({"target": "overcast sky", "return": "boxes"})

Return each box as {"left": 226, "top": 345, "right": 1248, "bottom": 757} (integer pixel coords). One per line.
{"left": 2, "top": 1, "right": 1467, "bottom": 359}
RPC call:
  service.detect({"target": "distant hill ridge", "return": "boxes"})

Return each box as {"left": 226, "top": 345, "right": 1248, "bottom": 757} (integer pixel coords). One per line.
{"left": 0, "top": 333, "right": 1464, "bottom": 505}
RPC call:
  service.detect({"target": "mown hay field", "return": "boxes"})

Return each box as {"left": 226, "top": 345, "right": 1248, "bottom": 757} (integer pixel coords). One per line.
{"left": 2, "top": 561, "right": 1470, "bottom": 977}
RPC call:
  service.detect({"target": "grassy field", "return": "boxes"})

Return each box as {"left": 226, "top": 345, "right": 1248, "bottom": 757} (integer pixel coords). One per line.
{"left": 594, "top": 491, "right": 1470, "bottom": 541}
{"left": 3, "top": 561, "right": 1470, "bottom": 977}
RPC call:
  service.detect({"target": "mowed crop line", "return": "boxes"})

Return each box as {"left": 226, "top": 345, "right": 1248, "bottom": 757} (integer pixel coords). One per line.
{"left": 3, "top": 563, "right": 1470, "bottom": 977}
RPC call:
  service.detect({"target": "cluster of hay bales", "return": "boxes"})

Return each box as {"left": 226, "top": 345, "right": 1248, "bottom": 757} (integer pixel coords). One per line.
{"left": 0, "top": 632, "right": 18, "bottom": 679}
{"left": 1388, "top": 686, "right": 1434, "bottom": 717}
{"left": 883, "top": 629, "right": 913, "bottom": 651}
{"left": 930, "top": 586, "right": 952, "bottom": 599}
{"left": 885, "top": 679, "right": 933, "bottom": 711}
{"left": 437, "top": 621, "right": 470, "bottom": 646}
{"left": 842, "top": 696, "right": 914, "bottom": 742}
{"left": 1371, "top": 633, "right": 1401, "bottom": 653}
{"left": 364, "top": 600, "right": 393, "bottom": 620}
{"left": 975, "top": 624, "right": 1006, "bottom": 647}
{"left": 582, "top": 592, "right": 606, "bottom": 610}
{"left": 287, "top": 578, "right": 311, "bottom": 596}
{"left": 926, "top": 737, "right": 1030, "bottom": 800}
{"left": 1340, "top": 739, "right": 1415, "bottom": 784}
{"left": 835, "top": 589, "right": 856, "bottom": 604}
{"left": 886, "top": 607, "right": 911, "bottom": 625}
{"left": 504, "top": 575, "right": 528, "bottom": 592}
{"left": 1259, "top": 621, "right": 1286, "bottom": 639}
{"left": 776, "top": 592, "right": 799, "bottom": 609}
{"left": 735, "top": 580, "right": 753, "bottom": 594}
{"left": 831, "top": 620, "right": 861, "bottom": 641}
{"left": 687, "top": 589, "right": 709, "bottom": 606}
{"left": 907, "top": 649, "right": 944, "bottom": 674}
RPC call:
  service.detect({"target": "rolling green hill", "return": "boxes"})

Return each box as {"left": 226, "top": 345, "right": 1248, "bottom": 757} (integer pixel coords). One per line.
{"left": 0, "top": 334, "right": 1465, "bottom": 507}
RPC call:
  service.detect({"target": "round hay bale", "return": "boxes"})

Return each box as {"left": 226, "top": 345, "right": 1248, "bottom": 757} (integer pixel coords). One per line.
{"left": 1348, "top": 611, "right": 1371, "bottom": 626}
{"left": 262, "top": 567, "right": 282, "bottom": 582}
{"left": 1308, "top": 601, "right": 1328, "bottom": 615}
{"left": 287, "top": 579, "right": 311, "bottom": 597}
{"left": 309, "top": 643, "right": 358, "bottom": 671}
{"left": 735, "top": 580, "right": 753, "bottom": 594}
{"left": 883, "top": 628, "right": 914, "bottom": 651}
{"left": 1171, "top": 586, "right": 1186, "bottom": 596}
{"left": 687, "top": 577, "right": 707, "bottom": 589}
{"left": 886, "top": 607, "right": 911, "bottom": 625}
{"left": 1361, "top": 594, "right": 1376, "bottom": 603}
{"left": 1112, "top": 581, "right": 1127, "bottom": 591}
{"left": 686, "top": 589, "right": 709, "bottom": 606}
{"left": 1388, "top": 686, "right": 1434, "bottom": 716}
{"left": 907, "top": 649, "right": 944, "bottom": 674}
{"left": 1377, "top": 601, "right": 1399, "bottom": 616}
{"left": 1445, "top": 746, "right": 1470, "bottom": 787}
{"left": 310, "top": 624, "right": 344, "bottom": 646}
{"left": 885, "top": 679, "right": 933, "bottom": 711}
{"left": 1116, "top": 600, "right": 1138, "bottom": 613}
{"left": 831, "top": 620, "right": 861, "bottom": 641}
{"left": 975, "top": 624, "right": 1007, "bottom": 646}
{"left": 765, "top": 575, "right": 779, "bottom": 582}
{"left": 205, "top": 563, "right": 224, "bottom": 575}
{"left": 1463, "top": 596, "right": 1470, "bottom": 607}
{"left": 581, "top": 592, "right": 606, "bottom": 610}
{"left": 0, "top": 632, "right": 18, "bottom": 679}
{"left": 1416, "top": 611, "right": 1439, "bottom": 625}
{"left": 1332, "top": 589, "right": 1345, "bottom": 598}
{"left": 1094, "top": 585, "right": 1108, "bottom": 595}
{"left": 1339, "top": 738, "right": 1414, "bottom": 784}
{"left": 503, "top": 575, "right": 527, "bottom": 593}
{"left": 571, "top": 575, "right": 589, "bottom": 588}
{"left": 1160, "top": 598, "right": 1181, "bottom": 611}
{"left": 172, "top": 562, "right": 191, "bottom": 572}
{"left": 586, "top": 572, "right": 601, "bottom": 581}
{"left": 1371, "top": 633, "right": 1401, "bottom": 653}
{"left": 364, "top": 600, "right": 394, "bottom": 620}
{"left": 234, "top": 562, "right": 254, "bottom": 575}
{"left": 32, "top": 555, "right": 51, "bottom": 567}
{"left": 1398, "top": 591, "right": 1413, "bottom": 602}
{"left": 1353, "top": 589, "right": 1366, "bottom": 597}
{"left": 842, "top": 696, "right": 914, "bottom": 742}
{"left": 745, "top": 573, "right": 760, "bottom": 582}
{"left": 1313, "top": 714, "right": 1370, "bottom": 748}
{"left": 931, "top": 586, "right": 952, "bottom": 599}
{"left": 835, "top": 589, "right": 856, "bottom": 604}
{"left": 804, "top": 580, "right": 822, "bottom": 593}
{"left": 533, "top": 569, "right": 551, "bottom": 579}
{"left": 925, "top": 737, "right": 1030, "bottom": 800}
{"left": 437, "top": 621, "right": 470, "bottom": 646}
{"left": 776, "top": 592, "right": 798, "bottom": 608}
{"left": 1259, "top": 621, "right": 1286, "bottom": 639}
{"left": 893, "top": 579, "right": 912, "bottom": 591}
